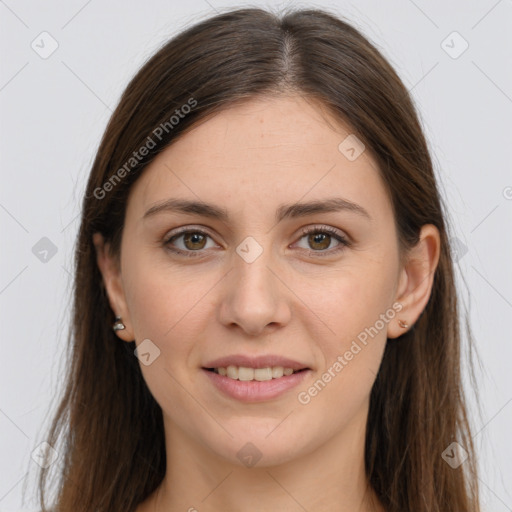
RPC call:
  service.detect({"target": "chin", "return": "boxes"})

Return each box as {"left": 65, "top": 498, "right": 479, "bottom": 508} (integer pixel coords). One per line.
{"left": 202, "top": 420, "right": 317, "bottom": 469}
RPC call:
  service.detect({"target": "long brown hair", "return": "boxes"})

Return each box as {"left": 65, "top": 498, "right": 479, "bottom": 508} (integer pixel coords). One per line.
{"left": 35, "top": 6, "right": 481, "bottom": 511}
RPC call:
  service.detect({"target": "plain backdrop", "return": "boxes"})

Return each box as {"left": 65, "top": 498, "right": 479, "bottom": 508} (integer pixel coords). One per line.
{"left": 1, "top": 0, "right": 511, "bottom": 510}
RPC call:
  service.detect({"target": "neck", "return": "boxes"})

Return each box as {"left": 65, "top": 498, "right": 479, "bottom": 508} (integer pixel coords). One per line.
{"left": 146, "top": 406, "right": 384, "bottom": 512}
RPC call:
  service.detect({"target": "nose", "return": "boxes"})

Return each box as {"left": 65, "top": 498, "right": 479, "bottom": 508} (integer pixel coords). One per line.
{"left": 217, "top": 247, "right": 292, "bottom": 337}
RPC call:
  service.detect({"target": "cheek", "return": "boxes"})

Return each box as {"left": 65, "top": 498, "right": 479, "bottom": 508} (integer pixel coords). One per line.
{"left": 121, "top": 260, "right": 213, "bottom": 412}
{"left": 294, "top": 273, "right": 392, "bottom": 428}
{"left": 121, "top": 257, "right": 221, "bottom": 392}
{"left": 124, "top": 275, "right": 174, "bottom": 342}
{"left": 123, "top": 249, "right": 214, "bottom": 342}
{"left": 295, "top": 260, "right": 396, "bottom": 348}
{"left": 293, "top": 252, "right": 397, "bottom": 415}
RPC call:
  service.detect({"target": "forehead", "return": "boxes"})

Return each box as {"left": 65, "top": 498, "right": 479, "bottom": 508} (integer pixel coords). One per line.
{"left": 127, "top": 94, "right": 390, "bottom": 222}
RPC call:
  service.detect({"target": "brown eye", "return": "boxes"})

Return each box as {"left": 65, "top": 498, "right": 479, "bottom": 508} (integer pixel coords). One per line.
{"left": 182, "top": 232, "right": 207, "bottom": 250}
{"left": 164, "top": 229, "right": 217, "bottom": 257}
{"left": 307, "top": 232, "right": 332, "bottom": 250}
{"left": 294, "top": 226, "right": 350, "bottom": 257}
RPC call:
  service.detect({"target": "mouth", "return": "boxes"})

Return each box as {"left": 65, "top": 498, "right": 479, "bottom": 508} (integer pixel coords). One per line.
{"left": 202, "top": 365, "right": 312, "bottom": 403}
{"left": 204, "top": 366, "right": 308, "bottom": 381}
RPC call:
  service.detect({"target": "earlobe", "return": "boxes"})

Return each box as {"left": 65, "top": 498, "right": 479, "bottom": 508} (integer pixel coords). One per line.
{"left": 387, "top": 224, "right": 441, "bottom": 339}
{"left": 92, "top": 232, "right": 135, "bottom": 342}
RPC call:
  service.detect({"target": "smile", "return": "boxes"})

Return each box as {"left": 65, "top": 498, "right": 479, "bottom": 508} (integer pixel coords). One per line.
{"left": 207, "top": 365, "right": 304, "bottom": 381}
{"left": 202, "top": 367, "right": 311, "bottom": 402}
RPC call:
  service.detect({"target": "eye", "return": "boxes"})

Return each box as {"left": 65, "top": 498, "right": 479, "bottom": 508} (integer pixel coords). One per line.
{"left": 163, "top": 228, "right": 218, "bottom": 257}
{"left": 294, "top": 225, "right": 350, "bottom": 256}
{"left": 163, "top": 225, "right": 350, "bottom": 259}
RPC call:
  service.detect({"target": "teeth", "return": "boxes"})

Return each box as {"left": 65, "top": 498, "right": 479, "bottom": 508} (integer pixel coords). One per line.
{"left": 238, "top": 367, "right": 254, "bottom": 381}
{"left": 226, "top": 365, "right": 238, "bottom": 379}
{"left": 214, "top": 365, "right": 301, "bottom": 381}
{"left": 254, "top": 368, "right": 273, "bottom": 381}
{"left": 272, "top": 366, "right": 284, "bottom": 378}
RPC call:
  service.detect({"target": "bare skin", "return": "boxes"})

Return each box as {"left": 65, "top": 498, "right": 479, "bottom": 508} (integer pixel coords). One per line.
{"left": 94, "top": 94, "right": 440, "bottom": 512}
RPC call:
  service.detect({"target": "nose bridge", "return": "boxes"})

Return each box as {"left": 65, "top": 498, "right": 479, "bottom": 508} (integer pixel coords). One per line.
{"left": 232, "top": 236, "right": 279, "bottom": 308}
{"left": 218, "top": 235, "right": 291, "bottom": 334}
{"left": 235, "top": 249, "right": 275, "bottom": 300}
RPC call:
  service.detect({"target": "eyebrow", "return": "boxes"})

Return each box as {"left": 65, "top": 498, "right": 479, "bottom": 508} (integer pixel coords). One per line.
{"left": 143, "top": 197, "right": 372, "bottom": 223}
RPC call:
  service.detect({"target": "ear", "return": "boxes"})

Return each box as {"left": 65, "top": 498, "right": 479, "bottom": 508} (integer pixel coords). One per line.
{"left": 92, "top": 232, "right": 134, "bottom": 342}
{"left": 387, "top": 224, "right": 441, "bottom": 339}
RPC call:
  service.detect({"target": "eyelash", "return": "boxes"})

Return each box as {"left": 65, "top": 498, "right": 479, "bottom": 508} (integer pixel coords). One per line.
{"left": 163, "top": 225, "right": 350, "bottom": 259}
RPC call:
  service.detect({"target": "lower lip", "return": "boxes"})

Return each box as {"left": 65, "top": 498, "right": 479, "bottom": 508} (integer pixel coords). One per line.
{"left": 202, "top": 369, "right": 311, "bottom": 403}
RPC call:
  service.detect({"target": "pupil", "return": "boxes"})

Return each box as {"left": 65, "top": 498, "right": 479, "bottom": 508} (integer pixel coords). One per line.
{"left": 185, "top": 233, "right": 205, "bottom": 249}
{"left": 309, "top": 233, "right": 330, "bottom": 250}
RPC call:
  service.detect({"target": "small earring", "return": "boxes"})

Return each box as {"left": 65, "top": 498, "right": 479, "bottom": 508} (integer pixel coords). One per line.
{"left": 398, "top": 319, "right": 409, "bottom": 329}
{"left": 113, "top": 316, "right": 126, "bottom": 332}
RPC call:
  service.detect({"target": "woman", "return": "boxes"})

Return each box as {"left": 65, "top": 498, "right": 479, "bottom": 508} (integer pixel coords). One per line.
{"left": 36, "top": 6, "right": 481, "bottom": 511}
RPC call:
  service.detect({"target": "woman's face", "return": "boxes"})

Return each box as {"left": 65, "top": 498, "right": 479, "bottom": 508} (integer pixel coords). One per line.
{"left": 113, "top": 95, "right": 405, "bottom": 467}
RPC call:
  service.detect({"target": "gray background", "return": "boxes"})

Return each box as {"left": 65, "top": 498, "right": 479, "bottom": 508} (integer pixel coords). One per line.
{"left": 1, "top": 0, "right": 511, "bottom": 510}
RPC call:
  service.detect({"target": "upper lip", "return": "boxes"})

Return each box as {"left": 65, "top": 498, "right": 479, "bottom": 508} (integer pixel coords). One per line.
{"left": 203, "top": 354, "right": 310, "bottom": 371}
